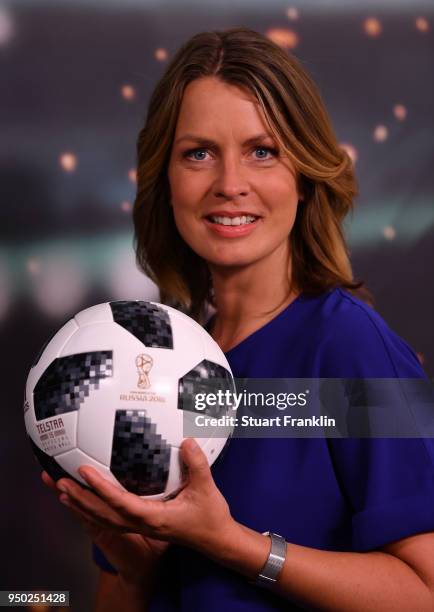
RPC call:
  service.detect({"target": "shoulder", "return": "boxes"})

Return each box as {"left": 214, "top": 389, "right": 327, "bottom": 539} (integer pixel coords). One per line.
{"left": 317, "top": 287, "right": 395, "bottom": 334}
{"left": 314, "top": 288, "right": 424, "bottom": 377}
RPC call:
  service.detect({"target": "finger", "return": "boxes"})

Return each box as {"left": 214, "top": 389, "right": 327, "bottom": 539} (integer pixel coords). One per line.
{"left": 180, "top": 438, "right": 212, "bottom": 489}
{"left": 77, "top": 466, "right": 165, "bottom": 529}
{"left": 42, "top": 471, "right": 70, "bottom": 500}
{"left": 42, "top": 471, "right": 121, "bottom": 531}
{"left": 41, "top": 471, "right": 57, "bottom": 491}
{"left": 59, "top": 495, "right": 105, "bottom": 536}
{"left": 56, "top": 476, "right": 128, "bottom": 530}
{"left": 60, "top": 491, "right": 128, "bottom": 532}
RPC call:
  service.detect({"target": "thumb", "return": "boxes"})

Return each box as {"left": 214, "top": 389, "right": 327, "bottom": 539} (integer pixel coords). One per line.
{"left": 180, "top": 438, "right": 212, "bottom": 489}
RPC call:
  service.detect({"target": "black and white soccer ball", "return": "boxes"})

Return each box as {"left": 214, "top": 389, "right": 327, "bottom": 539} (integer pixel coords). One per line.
{"left": 24, "top": 301, "right": 235, "bottom": 500}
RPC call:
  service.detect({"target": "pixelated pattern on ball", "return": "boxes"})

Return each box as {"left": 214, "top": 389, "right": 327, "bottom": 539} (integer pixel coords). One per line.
{"left": 111, "top": 409, "right": 171, "bottom": 496}
{"left": 178, "top": 359, "right": 235, "bottom": 417}
{"left": 110, "top": 301, "right": 173, "bottom": 349}
{"left": 33, "top": 351, "right": 113, "bottom": 421}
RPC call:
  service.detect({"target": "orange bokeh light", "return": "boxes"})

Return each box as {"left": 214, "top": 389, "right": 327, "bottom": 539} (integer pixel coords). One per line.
{"left": 265, "top": 27, "right": 299, "bottom": 50}
{"left": 121, "top": 84, "right": 136, "bottom": 100}
{"left": 155, "top": 48, "right": 168, "bottom": 61}
{"left": 415, "top": 17, "right": 430, "bottom": 32}
{"left": 286, "top": 7, "right": 299, "bottom": 21}
{"left": 339, "top": 142, "right": 358, "bottom": 164}
{"left": 363, "top": 17, "right": 382, "bottom": 37}
{"left": 59, "top": 152, "right": 77, "bottom": 172}
{"left": 393, "top": 104, "right": 407, "bottom": 121}
{"left": 383, "top": 226, "right": 396, "bottom": 240}
{"left": 373, "top": 125, "right": 388, "bottom": 142}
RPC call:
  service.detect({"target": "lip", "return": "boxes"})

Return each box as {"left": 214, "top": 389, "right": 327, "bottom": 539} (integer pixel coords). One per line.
{"left": 202, "top": 216, "right": 261, "bottom": 238}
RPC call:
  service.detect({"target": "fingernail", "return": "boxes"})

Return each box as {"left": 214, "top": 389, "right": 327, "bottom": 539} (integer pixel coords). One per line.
{"left": 59, "top": 494, "right": 70, "bottom": 505}
{"left": 57, "top": 482, "right": 68, "bottom": 493}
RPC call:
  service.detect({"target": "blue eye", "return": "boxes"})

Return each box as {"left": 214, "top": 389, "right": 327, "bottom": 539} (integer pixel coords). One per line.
{"left": 184, "top": 148, "right": 208, "bottom": 161}
{"left": 254, "top": 146, "right": 277, "bottom": 159}
{"left": 255, "top": 146, "right": 279, "bottom": 161}
{"left": 192, "top": 149, "right": 207, "bottom": 161}
{"left": 183, "top": 145, "right": 278, "bottom": 162}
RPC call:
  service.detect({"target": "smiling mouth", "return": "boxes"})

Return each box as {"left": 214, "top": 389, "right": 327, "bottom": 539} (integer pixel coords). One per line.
{"left": 206, "top": 214, "right": 260, "bottom": 226}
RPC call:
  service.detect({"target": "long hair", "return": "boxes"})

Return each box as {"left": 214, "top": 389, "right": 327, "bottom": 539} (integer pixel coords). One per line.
{"left": 133, "top": 26, "right": 371, "bottom": 324}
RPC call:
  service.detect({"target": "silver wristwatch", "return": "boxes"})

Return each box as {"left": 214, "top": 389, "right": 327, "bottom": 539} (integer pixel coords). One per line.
{"left": 255, "top": 531, "right": 287, "bottom": 587}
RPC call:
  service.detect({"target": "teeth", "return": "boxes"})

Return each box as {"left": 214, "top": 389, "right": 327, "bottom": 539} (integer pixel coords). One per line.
{"left": 209, "top": 215, "right": 257, "bottom": 225}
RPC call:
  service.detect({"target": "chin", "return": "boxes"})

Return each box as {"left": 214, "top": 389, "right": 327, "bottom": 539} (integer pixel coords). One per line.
{"left": 206, "top": 254, "right": 257, "bottom": 269}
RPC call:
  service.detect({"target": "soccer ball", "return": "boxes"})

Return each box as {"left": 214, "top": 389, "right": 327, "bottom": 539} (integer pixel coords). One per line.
{"left": 24, "top": 301, "right": 235, "bottom": 500}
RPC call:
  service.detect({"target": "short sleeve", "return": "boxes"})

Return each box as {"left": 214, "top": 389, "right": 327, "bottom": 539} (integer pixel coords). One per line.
{"left": 327, "top": 437, "right": 434, "bottom": 551}
{"left": 319, "top": 290, "right": 426, "bottom": 379}
{"left": 320, "top": 290, "right": 434, "bottom": 551}
{"left": 92, "top": 542, "right": 118, "bottom": 574}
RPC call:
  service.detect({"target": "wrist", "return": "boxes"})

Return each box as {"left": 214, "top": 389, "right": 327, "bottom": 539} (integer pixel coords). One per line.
{"left": 253, "top": 532, "right": 287, "bottom": 587}
{"left": 196, "top": 518, "right": 271, "bottom": 580}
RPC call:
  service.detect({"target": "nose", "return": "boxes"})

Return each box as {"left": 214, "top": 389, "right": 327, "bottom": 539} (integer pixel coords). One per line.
{"left": 212, "top": 155, "right": 250, "bottom": 200}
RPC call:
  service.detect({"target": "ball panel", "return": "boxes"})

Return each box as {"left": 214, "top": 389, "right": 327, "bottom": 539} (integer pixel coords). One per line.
{"left": 110, "top": 301, "right": 173, "bottom": 349}
{"left": 33, "top": 351, "right": 113, "bottom": 421}
{"left": 178, "top": 359, "right": 235, "bottom": 418}
{"left": 74, "top": 302, "right": 114, "bottom": 327}
{"left": 55, "top": 447, "right": 124, "bottom": 488}
{"left": 76, "top": 399, "right": 116, "bottom": 467}
{"left": 110, "top": 409, "right": 171, "bottom": 496}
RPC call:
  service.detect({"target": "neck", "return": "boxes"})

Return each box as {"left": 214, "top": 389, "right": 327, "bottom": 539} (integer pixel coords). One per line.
{"left": 207, "top": 241, "right": 298, "bottom": 343}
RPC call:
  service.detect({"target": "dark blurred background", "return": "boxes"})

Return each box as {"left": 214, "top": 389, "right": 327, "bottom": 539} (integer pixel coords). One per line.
{"left": 1, "top": 0, "right": 433, "bottom": 610}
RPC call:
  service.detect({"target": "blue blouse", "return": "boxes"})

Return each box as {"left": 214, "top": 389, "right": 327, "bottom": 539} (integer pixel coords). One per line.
{"left": 93, "top": 288, "right": 434, "bottom": 611}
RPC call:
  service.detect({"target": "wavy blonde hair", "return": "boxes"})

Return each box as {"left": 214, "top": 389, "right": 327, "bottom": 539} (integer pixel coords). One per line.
{"left": 133, "top": 26, "right": 371, "bottom": 323}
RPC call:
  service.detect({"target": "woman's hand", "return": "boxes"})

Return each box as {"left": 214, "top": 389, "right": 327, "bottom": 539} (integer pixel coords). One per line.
{"left": 52, "top": 438, "right": 236, "bottom": 557}
{"left": 41, "top": 470, "right": 170, "bottom": 584}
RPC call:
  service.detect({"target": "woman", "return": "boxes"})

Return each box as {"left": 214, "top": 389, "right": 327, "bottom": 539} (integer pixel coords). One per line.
{"left": 42, "top": 27, "right": 434, "bottom": 611}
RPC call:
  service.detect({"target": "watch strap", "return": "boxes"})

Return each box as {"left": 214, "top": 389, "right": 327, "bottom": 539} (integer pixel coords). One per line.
{"left": 256, "top": 531, "right": 287, "bottom": 586}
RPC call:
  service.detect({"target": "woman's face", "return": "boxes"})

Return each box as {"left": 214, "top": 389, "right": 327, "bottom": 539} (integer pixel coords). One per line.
{"left": 167, "top": 76, "right": 301, "bottom": 270}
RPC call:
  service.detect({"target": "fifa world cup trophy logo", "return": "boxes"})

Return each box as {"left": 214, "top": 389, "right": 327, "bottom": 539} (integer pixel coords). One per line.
{"left": 136, "top": 354, "right": 153, "bottom": 389}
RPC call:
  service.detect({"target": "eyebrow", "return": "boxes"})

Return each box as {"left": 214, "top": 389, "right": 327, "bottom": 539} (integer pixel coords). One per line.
{"left": 174, "top": 132, "right": 276, "bottom": 147}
